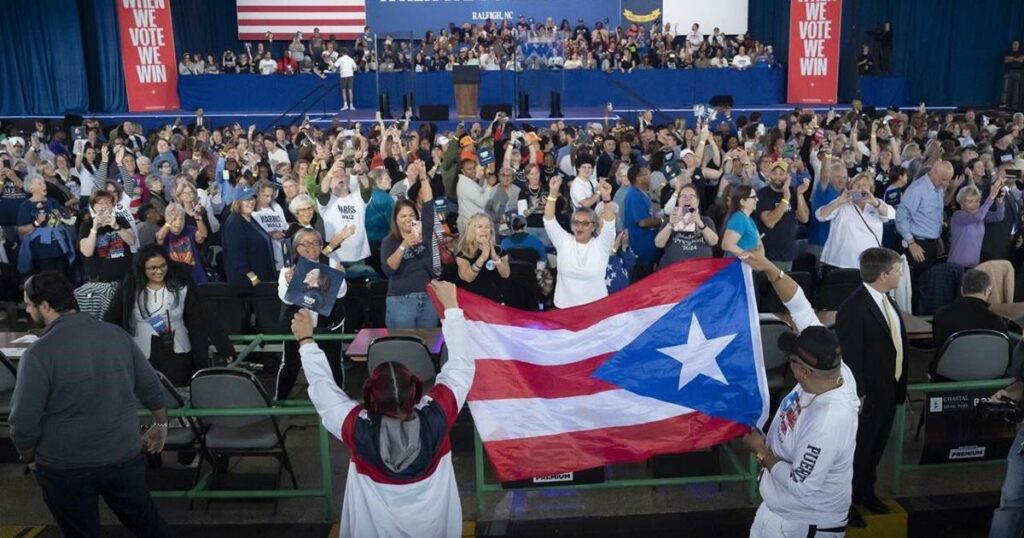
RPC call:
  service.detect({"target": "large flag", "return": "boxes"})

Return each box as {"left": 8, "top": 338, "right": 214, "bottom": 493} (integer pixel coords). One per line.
{"left": 236, "top": 0, "right": 366, "bottom": 41}
{"left": 439, "top": 258, "right": 769, "bottom": 482}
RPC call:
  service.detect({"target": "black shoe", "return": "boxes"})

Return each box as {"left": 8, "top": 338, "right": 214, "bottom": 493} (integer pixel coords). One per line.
{"left": 856, "top": 495, "right": 891, "bottom": 514}
{"left": 848, "top": 507, "right": 867, "bottom": 528}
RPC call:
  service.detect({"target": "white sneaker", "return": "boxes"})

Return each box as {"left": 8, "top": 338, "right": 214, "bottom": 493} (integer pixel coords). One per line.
{"left": 340, "top": 104, "right": 349, "bottom": 111}
{"left": 349, "top": 105, "right": 356, "bottom": 111}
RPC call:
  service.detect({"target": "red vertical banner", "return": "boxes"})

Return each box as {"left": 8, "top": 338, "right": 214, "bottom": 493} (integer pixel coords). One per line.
{"left": 787, "top": 0, "right": 842, "bottom": 104}
{"left": 116, "top": 0, "right": 179, "bottom": 111}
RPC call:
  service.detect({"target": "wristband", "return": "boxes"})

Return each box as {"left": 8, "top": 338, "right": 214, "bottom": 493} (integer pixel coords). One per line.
{"left": 780, "top": 198, "right": 790, "bottom": 205}
{"left": 397, "top": 244, "right": 406, "bottom": 252}
{"left": 151, "top": 422, "right": 168, "bottom": 429}
{"left": 248, "top": 274, "right": 259, "bottom": 284}
{"left": 298, "top": 336, "right": 315, "bottom": 346}
{"left": 547, "top": 196, "right": 558, "bottom": 202}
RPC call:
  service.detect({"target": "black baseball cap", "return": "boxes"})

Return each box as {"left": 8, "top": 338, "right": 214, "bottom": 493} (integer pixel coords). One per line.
{"left": 778, "top": 326, "right": 841, "bottom": 371}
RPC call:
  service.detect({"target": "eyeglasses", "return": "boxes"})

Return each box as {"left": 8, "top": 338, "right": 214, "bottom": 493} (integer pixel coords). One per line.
{"left": 571, "top": 219, "right": 595, "bottom": 227}
{"left": 145, "top": 263, "right": 168, "bottom": 272}
{"left": 680, "top": 194, "right": 697, "bottom": 200}
{"left": 295, "top": 206, "right": 315, "bottom": 213}
{"left": 297, "top": 240, "right": 323, "bottom": 249}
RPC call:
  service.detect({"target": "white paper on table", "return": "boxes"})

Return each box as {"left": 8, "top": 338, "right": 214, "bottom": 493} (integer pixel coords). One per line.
{"left": 11, "top": 335, "right": 38, "bottom": 344}
{"left": 1, "top": 347, "right": 25, "bottom": 358}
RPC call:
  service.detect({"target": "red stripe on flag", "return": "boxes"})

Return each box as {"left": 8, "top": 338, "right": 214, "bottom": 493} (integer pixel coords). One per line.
{"left": 481, "top": 412, "right": 749, "bottom": 481}
{"left": 238, "top": 18, "right": 366, "bottom": 25}
{"left": 240, "top": 32, "right": 361, "bottom": 39}
{"left": 468, "top": 354, "right": 617, "bottom": 401}
{"left": 444, "top": 258, "right": 736, "bottom": 332}
{"left": 237, "top": 6, "right": 366, "bottom": 13}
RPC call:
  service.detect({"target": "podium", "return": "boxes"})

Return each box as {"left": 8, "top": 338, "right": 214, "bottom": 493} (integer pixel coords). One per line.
{"left": 453, "top": 66, "right": 480, "bottom": 120}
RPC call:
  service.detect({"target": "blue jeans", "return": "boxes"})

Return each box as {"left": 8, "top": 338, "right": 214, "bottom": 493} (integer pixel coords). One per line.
{"left": 386, "top": 292, "right": 439, "bottom": 328}
{"left": 991, "top": 428, "right": 1024, "bottom": 538}
{"left": 34, "top": 453, "right": 170, "bottom": 538}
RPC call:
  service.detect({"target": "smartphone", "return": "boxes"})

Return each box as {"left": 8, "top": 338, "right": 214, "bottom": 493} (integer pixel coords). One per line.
{"left": 342, "top": 129, "right": 354, "bottom": 138}
{"left": 410, "top": 220, "right": 422, "bottom": 240}
{"left": 850, "top": 191, "right": 866, "bottom": 202}
{"left": 1006, "top": 169, "right": 1023, "bottom": 180}
{"left": 222, "top": 170, "right": 230, "bottom": 180}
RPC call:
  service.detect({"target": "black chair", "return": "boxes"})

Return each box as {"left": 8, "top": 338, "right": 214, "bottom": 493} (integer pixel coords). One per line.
{"left": 934, "top": 330, "right": 1012, "bottom": 381}
{"left": 251, "top": 282, "right": 286, "bottom": 334}
{"left": 813, "top": 269, "right": 862, "bottom": 311}
{"left": 759, "top": 320, "right": 792, "bottom": 393}
{"left": 0, "top": 351, "right": 17, "bottom": 425}
{"left": 196, "top": 283, "right": 251, "bottom": 337}
{"left": 505, "top": 249, "right": 541, "bottom": 311}
{"left": 757, "top": 271, "right": 813, "bottom": 313}
{"left": 368, "top": 335, "right": 437, "bottom": 384}
{"left": 190, "top": 367, "right": 297, "bottom": 510}
{"left": 141, "top": 372, "right": 210, "bottom": 493}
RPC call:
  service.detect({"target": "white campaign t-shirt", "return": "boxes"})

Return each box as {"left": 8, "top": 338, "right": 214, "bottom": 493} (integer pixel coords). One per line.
{"left": 253, "top": 202, "right": 290, "bottom": 270}
{"left": 318, "top": 175, "right": 370, "bottom": 263}
{"left": 544, "top": 215, "right": 615, "bottom": 308}
{"left": 334, "top": 55, "right": 357, "bottom": 78}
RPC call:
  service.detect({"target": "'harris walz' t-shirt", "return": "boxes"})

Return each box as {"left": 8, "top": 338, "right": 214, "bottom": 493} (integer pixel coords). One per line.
{"left": 659, "top": 216, "right": 716, "bottom": 267}
{"left": 78, "top": 217, "right": 132, "bottom": 282}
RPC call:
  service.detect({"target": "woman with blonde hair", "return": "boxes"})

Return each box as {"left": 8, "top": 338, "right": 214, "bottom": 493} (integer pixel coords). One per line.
{"left": 453, "top": 213, "right": 510, "bottom": 303}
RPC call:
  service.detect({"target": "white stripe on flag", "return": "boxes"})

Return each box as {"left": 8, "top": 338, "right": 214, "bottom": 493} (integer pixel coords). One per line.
{"left": 461, "top": 304, "right": 674, "bottom": 366}
{"left": 238, "top": 0, "right": 364, "bottom": 6}
{"left": 239, "top": 25, "right": 365, "bottom": 33}
{"left": 468, "top": 389, "right": 693, "bottom": 442}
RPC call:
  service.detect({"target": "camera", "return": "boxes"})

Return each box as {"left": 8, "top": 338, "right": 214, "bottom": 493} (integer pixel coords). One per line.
{"left": 978, "top": 397, "right": 1023, "bottom": 424}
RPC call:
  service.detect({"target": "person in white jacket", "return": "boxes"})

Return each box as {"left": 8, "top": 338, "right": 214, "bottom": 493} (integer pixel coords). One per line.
{"left": 741, "top": 251, "right": 861, "bottom": 537}
{"left": 456, "top": 158, "right": 495, "bottom": 234}
{"left": 295, "top": 280, "right": 474, "bottom": 538}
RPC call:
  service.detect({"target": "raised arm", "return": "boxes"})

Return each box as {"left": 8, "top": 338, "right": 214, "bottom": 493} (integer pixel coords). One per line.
{"left": 294, "top": 309, "right": 358, "bottom": 441}
{"left": 430, "top": 281, "right": 475, "bottom": 409}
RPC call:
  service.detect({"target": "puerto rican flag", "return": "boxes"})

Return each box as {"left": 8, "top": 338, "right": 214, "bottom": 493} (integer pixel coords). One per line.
{"left": 439, "top": 258, "right": 769, "bottom": 482}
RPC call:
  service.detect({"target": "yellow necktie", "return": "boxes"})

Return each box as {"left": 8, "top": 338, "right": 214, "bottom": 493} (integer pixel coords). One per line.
{"left": 882, "top": 297, "right": 903, "bottom": 380}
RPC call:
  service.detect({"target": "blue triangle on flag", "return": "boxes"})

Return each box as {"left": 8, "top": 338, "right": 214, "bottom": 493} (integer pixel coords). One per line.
{"left": 592, "top": 262, "right": 765, "bottom": 427}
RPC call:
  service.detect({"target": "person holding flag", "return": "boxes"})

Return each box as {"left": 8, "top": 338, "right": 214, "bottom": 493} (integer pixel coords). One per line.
{"left": 740, "top": 251, "right": 861, "bottom": 536}
{"left": 295, "top": 280, "right": 472, "bottom": 538}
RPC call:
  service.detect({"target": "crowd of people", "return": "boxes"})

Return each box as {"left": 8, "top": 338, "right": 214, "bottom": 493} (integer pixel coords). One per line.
{"left": 178, "top": 19, "right": 777, "bottom": 77}
{"left": 5, "top": 94, "right": 1024, "bottom": 534}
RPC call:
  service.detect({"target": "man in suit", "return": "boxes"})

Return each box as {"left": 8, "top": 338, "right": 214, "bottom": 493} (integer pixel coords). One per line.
{"left": 834, "top": 247, "right": 909, "bottom": 526}
{"left": 931, "top": 270, "right": 1008, "bottom": 374}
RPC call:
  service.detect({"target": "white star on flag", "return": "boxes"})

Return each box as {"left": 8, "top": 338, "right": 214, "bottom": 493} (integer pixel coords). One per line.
{"left": 658, "top": 313, "right": 736, "bottom": 389}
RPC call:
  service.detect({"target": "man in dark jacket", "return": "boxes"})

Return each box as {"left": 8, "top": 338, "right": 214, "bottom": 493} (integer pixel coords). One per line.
{"left": 10, "top": 271, "right": 171, "bottom": 537}
{"left": 931, "top": 269, "right": 1008, "bottom": 373}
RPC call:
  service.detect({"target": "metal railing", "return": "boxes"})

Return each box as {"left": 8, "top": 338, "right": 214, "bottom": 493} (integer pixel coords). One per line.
{"left": 890, "top": 378, "right": 1012, "bottom": 494}
{"left": 472, "top": 430, "right": 759, "bottom": 516}
{"left": 139, "top": 402, "right": 335, "bottom": 519}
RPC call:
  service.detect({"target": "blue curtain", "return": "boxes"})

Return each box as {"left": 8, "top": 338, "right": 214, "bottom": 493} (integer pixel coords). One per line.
{"left": 171, "top": 0, "right": 255, "bottom": 64}
{"left": 0, "top": 0, "right": 90, "bottom": 115}
{"left": 79, "top": 0, "right": 128, "bottom": 113}
{"left": 750, "top": 0, "right": 1024, "bottom": 105}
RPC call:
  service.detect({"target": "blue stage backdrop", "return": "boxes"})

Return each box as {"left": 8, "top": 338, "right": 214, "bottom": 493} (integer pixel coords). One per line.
{"left": 365, "top": 0, "right": 621, "bottom": 36}
{"left": 177, "top": 69, "right": 785, "bottom": 113}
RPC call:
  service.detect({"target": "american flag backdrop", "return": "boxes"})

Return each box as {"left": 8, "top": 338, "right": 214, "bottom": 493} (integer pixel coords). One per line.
{"left": 236, "top": 0, "right": 366, "bottom": 41}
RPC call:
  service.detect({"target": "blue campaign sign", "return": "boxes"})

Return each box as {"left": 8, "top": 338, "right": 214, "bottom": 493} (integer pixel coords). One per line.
{"left": 364, "top": 0, "right": 622, "bottom": 37}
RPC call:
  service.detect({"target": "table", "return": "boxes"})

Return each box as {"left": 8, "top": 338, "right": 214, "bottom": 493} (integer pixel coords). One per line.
{"left": 0, "top": 331, "right": 35, "bottom": 360}
{"left": 990, "top": 302, "right": 1024, "bottom": 326}
{"left": 768, "top": 311, "right": 933, "bottom": 340}
{"left": 346, "top": 328, "right": 444, "bottom": 362}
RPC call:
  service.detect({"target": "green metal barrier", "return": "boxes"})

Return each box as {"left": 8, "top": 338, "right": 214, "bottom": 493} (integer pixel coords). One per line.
{"left": 890, "top": 378, "right": 1013, "bottom": 495}
{"left": 139, "top": 403, "right": 335, "bottom": 519}
{"left": 472, "top": 431, "right": 759, "bottom": 516}
{"left": 227, "top": 333, "right": 356, "bottom": 367}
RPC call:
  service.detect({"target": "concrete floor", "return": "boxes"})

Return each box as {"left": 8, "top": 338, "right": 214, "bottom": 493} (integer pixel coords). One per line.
{"left": 0, "top": 344, "right": 1008, "bottom": 537}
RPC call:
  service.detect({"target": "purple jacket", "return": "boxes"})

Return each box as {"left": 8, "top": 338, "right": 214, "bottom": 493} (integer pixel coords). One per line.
{"left": 948, "top": 197, "right": 1004, "bottom": 267}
